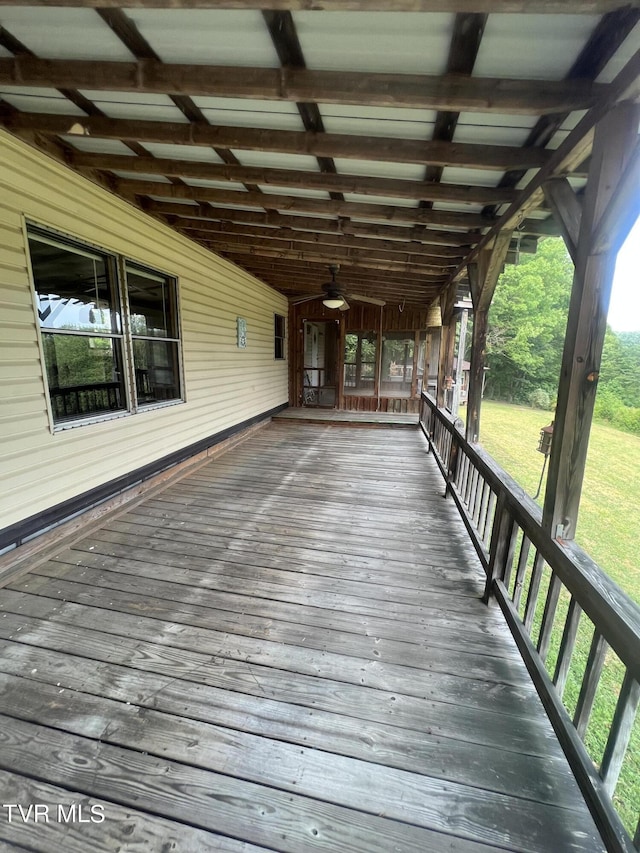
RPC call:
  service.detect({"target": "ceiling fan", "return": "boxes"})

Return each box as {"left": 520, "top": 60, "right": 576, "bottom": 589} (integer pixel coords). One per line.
{"left": 290, "top": 265, "right": 386, "bottom": 311}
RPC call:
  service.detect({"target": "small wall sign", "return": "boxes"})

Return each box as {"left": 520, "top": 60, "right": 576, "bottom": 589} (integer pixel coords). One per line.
{"left": 236, "top": 317, "right": 247, "bottom": 348}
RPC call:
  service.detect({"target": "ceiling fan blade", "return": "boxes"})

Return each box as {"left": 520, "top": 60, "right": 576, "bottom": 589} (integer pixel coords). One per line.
{"left": 338, "top": 299, "right": 350, "bottom": 311}
{"left": 290, "top": 294, "right": 320, "bottom": 305}
{"left": 347, "top": 293, "right": 386, "bottom": 306}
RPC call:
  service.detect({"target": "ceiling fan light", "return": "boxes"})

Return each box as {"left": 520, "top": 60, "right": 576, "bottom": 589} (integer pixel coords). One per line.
{"left": 322, "top": 294, "right": 345, "bottom": 309}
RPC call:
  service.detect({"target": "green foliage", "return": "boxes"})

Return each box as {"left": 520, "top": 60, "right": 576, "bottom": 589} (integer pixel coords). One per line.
{"left": 594, "top": 389, "right": 640, "bottom": 436}
{"left": 486, "top": 238, "right": 573, "bottom": 403}
{"left": 485, "top": 237, "right": 640, "bottom": 435}
{"left": 527, "top": 388, "right": 551, "bottom": 410}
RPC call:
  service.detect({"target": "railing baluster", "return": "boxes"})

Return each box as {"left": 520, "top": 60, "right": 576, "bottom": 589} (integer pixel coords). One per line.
{"left": 523, "top": 550, "right": 545, "bottom": 634}
{"left": 456, "top": 452, "right": 468, "bottom": 493}
{"left": 485, "top": 494, "right": 517, "bottom": 602}
{"left": 538, "top": 573, "right": 563, "bottom": 664}
{"left": 471, "top": 470, "right": 483, "bottom": 522}
{"left": 481, "top": 490, "right": 496, "bottom": 543}
{"left": 600, "top": 672, "right": 640, "bottom": 797}
{"left": 512, "top": 534, "right": 531, "bottom": 610}
{"left": 553, "top": 597, "right": 583, "bottom": 698}
{"left": 473, "top": 477, "right": 487, "bottom": 527}
{"left": 464, "top": 461, "right": 476, "bottom": 508}
{"left": 574, "top": 630, "right": 609, "bottom": 739}
{"left": 468, "top": 467, "right": 480, "bottom": 520}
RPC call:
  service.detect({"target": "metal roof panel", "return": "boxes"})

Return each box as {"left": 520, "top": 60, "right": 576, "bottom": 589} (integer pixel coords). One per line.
{"left": 473, "top": 14, "right": 600, "bottom": 79}
{"left": 140, "top": 143, "right": 225, "bottom": 164}
{"left": 233, "top": 151, "right": 320, "bottom": 171}
{"left": 0, "top": 8, "right": 134, "bottom": 61}
{"left": 78, "top": 91, "right": 189, "bottom": 123}
{"left": 0, "top": 87, "right": 85, "bottom": 116}
{"left": 440, "top": 167, "right": 502, "bottom": 187}
{"left": 320, "top": 104, "right": 436, "bottom": 140}
{"left": 193, "top": 96, "right": 304, "bottom": 131}
{"left": 126, "top": 9, "right": 279, "bottom": 67}
{"left": 295, "top": 11, "right": 454, "bottom": 74}
{"left": 332, "top": 158, "right": 425, "bottom": 181}
{"left": 63, "top": 137, "right": 134, "bottom": 156}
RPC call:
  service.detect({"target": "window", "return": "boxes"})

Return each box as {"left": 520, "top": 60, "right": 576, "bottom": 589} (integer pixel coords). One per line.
{"left": 381, "top": 333, "right": 415, "bottom": 397}
{"left": 274, "top": 313, "right": 286, "bottom": 360}
{"left": 344, "top": 331, "right": 377, "bottom": 396}
{"left": 126, "top": 264, "right": 181, "bottom": 405}
{"left": 28, "top": 227, "right": 183, "bottom": 427}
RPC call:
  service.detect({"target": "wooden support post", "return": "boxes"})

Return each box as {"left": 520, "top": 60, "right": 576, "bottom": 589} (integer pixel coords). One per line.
{"left": 436, "top": 284, "right": 457, "bottom": 408}
{"left": 437, "top": 315, "right": 457, "bottom": 410}
{"left": 466, "top": 305, "right": 488, "bottom": 443}
{"left": 543, "top": 102, "right": 640, "bottom": 540}
{"left": 451, "top": 308, "right": 468, "bottom": 418}
{"left": 465, "top": 229, "right": 513, "bottom": 443}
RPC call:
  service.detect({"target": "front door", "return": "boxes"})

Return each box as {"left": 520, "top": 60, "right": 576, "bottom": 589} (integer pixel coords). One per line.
{"left": 302, "top": 320, "right": 338, "bottom": 407}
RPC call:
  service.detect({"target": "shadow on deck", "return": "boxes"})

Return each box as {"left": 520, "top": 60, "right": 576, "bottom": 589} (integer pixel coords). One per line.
{"left": 0, "top": 422, "right": 605, "bottom": 852}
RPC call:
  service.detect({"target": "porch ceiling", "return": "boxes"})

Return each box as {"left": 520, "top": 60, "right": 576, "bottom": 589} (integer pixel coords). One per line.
{"left": 0, "top": 1, "right": 638, "bottom": 308}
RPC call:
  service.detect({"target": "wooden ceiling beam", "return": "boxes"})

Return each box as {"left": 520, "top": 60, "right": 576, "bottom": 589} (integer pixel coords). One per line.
{"left": 213, "top": 243, "right": 448, "bottom": 275}
{"left": 226, "top": 255, "right": 443, "bottom": 280}
{"left": 0, "top": 110, "right": 551, "bottom": 171}
{"left": 235, "top": 271, "right": 444, "bottom": 300}
{"left": 0, "top": 1, "right": 629, "bottom": 13}
{"left": 0, "top": 57, "right": 608, "bottom": 114}
{"left": 193, "top": 231, "right": 460, "bottom": 268}
{"left": 144, "top": 201, "right": 483, "bottom": 245}
{"left": 72, "top": 152, "right": 517, "bottom": 205}
{"left": 146, "top": 198, "right": 552, "bottom": 242}
{"left": 178, "top": 221, "right": 466, "bottom": 257}
{"left": 117, "top": 179, "right": 492, "bottom": 228}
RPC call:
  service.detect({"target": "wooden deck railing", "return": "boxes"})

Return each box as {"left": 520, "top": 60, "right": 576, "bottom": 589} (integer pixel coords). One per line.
{"left": 420, "top": 392, "right": 640, "bottom": 853}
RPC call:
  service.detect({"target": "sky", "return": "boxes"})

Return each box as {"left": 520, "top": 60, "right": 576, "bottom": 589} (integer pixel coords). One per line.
{"left": 608, "top": 215, "right": 640, "bottom": 333}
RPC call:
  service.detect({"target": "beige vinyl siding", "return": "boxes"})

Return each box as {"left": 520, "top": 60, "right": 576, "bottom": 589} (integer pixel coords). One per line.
{"left": 0, "top": 129, "right": 288, "bottom": 532}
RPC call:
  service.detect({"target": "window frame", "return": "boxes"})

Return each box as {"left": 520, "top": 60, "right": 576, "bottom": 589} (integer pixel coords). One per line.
{"left": 343, "top": 330, "right": 378, "bottom": 397}
{"left": 274, "top": 313, "right": 286, "bottom": 360}
{"left": 26, "top": 223, "right": 185, "bottom": 432}
{"left": 124, "top": 260, "right": 184, "bottom": 410}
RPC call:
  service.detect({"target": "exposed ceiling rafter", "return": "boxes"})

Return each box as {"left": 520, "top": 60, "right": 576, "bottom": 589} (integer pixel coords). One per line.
{"left": 70, "top": 152, "right": 518, "bottom": 205}
{"left": 0, "top": 110, "right": 553, "bottom": 171}
{"left": 0, "top": 57, "right": 610, "bottom": 114}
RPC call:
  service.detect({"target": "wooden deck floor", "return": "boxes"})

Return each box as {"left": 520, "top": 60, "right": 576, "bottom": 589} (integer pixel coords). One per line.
{"left": 0, "top": 423, "right": 605, "bottom": 852}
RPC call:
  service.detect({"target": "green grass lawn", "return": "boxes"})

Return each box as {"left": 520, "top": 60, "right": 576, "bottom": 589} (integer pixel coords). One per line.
{"left": 475, "top": 400, "right": 640, "bottom": 835}
{"left": 477, "top": 400, "right": 640, "bottom": 605}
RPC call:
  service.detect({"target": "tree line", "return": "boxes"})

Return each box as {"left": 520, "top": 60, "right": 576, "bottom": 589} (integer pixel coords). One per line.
{"left": 481, "top": 237, "right": 640, "bottom": 436}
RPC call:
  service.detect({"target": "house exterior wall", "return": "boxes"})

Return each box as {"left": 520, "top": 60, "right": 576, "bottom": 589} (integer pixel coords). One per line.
{"left": 0, "top": 130, "right": 288, "bottom": 536}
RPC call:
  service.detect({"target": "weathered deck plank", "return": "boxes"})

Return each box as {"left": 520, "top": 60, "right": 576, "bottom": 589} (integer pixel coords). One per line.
{"left": 0, "top": 423, "right": 606, "bottom": 852}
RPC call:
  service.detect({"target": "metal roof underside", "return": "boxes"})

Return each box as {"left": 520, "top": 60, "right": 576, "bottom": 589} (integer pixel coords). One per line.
{"left": 0, "top": 1, "right": 639, "bottom": 308}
